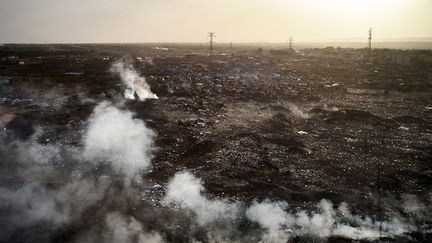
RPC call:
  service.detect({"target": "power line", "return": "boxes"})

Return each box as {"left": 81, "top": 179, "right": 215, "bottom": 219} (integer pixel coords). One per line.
{"left": 368, "top": 28, "right": 372, "bottom": 51}
{"left": 208, "top": 32, "right": 215, "bottom": 56}
{"left": 288, "top": 36, "right": 293, "bottom": 50}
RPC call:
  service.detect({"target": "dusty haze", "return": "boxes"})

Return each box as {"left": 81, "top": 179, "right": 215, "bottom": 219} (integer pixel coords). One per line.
{"left": 0, "top": 0, "right": 431, "bottom": 43}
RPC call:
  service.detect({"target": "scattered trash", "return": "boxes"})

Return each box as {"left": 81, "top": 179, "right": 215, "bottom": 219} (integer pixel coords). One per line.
{"left": 324, "top": 82, "right": 340, "bottom": 88}
{"left": 398, "top": 126, "right": 409, "bottom": 131}
{"left": 0, "top": 97, "right": 34, "bottom": 106}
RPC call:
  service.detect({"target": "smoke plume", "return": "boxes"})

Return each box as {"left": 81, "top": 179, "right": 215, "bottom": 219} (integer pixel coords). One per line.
{"left": 104, "top": 212, "right": 164, "bottom": 243}
{"left": 288, "top": 104, "right": 311, "bottom": 119}
{"left": 110, "top": 59, "right": 158, "bottom": 101}
{"left": 245, "top": 198, "right": 412, "bottom": 241}
{"left": 163, "top": 172, "right": 423, "bottom": 242}
{"left": 246, "top": 200, "right": 293, "bottom": 242}
{"left": 164, "top": 171, "right": 240, "bottom": 226}
{"left": 82, "top": 101, "right": 156, "bottom": 183}
{"left": 0, "top": 99, "right": 157, "bottom": 242}
{"left": 0, "top": 89, "right": 430, "bottom": 242}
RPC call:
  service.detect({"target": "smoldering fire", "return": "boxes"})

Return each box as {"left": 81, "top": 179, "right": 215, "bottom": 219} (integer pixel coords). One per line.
{"left": 0, "top": 59, "right": 430, "bottom": 243}
{"left": 110, "top": 59, "right": 158, "bottom": 101}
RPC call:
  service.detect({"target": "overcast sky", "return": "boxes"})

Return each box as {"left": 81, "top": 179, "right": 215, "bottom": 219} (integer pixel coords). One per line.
{"left": 0, "top": 0, "right": 431, "bottom": 43}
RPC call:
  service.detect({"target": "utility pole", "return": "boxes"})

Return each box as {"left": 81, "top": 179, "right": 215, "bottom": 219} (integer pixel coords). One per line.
{"left": 368, "top": 28, "right": 372, "bottom": 51}
{"left": 208, "top": 32, "right": 215, "bottom": 56}
{"left": 288, "top": 37, "right": 293, "bottom": 50}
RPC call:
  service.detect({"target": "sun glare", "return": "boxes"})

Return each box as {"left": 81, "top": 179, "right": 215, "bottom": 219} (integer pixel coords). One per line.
{"left": 330, "top": 0, "right": 406, "bottom": 11}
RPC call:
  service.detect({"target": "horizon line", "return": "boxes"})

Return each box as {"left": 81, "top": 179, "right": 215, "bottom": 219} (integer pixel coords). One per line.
{"left": 2, "top": 39, "right": 432, "bottom": 46}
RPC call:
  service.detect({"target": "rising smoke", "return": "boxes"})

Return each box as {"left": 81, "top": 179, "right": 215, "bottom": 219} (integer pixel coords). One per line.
{"left": 82, "top": 101, "right": 155, "bottom": 183}
{"left": 165, "top": 172, "right": 425, "bottom": 242}
{"left": 104, "top": 212, "right": 164, "bottom": 243}
{"left": 288, "top": 104, "right": 311, "bottom": 119}
{"left": 0, "top": 99, "right": 157, "bottom": 242}
{"left": 110, "top": 59, "right": 158, "bottom": 101}
{"left": 246, "top": 200, "right": 293, "bottom": 242}
{"left": 0, "top": 65, "right": 430, "bottom": 242}
{"left": 164, "top": 171, "right": 240, "bottom": 226}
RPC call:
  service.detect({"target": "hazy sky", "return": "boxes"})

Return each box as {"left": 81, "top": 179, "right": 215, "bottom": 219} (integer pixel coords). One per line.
{"left": 0, "top": 0, "right": 431, "bottom": 43}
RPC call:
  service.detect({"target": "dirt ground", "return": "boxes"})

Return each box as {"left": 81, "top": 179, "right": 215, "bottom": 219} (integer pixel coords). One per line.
{"left": 1, "top": 44, "right": 431, "bottom": 242}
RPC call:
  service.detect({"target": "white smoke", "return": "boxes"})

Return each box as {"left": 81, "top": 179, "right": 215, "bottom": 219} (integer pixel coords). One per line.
{"left": 0, "top": 99, "right": 157, "bottom": 241}
{"left": 246, "top": 200, "right": 294, "bottom": 243}
{"left": 295, "top": 199, "right": 336, "bottom": 238}
{"left": 403, "top": 194, "right": 426, "bottom": 215}
{"left": 164, "top": 171, "right": 240, "bottom": 226}
{"left": 163, "top": 171, "right": 417, "bottom": 242}
{"left": 0, "top": 178, "right": 108, "bottom": 229}
{"left": 288, "top": 104, "right": 311, "bottom": 119}
{"left": 111, "top": 60, "right": 158, "bottom": 101}
{"left": 0, "top": 65, "right": 164, "bottom": 242}
{"left": 333, "top": 202, "right": 410, "bottom": 239}
{"left": 322, "top": 104, "right": 339, "bottom": 112}
{"left": 246, "top": 199, "right": 412, "bottom": 242}
{"left": 12, "top": 127, "right": 60, "bottom": 165}
{"left": 0, "top": 183, "right": 70, "bottom": 226}
{"left": 82, "top": 101, "right": 155, "bottom": 182}
{"left": 104, "top": 212, "right": 163, "bottom": 243}
{"left": 1, "top": 75, "right": 430, "bottom": 242}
